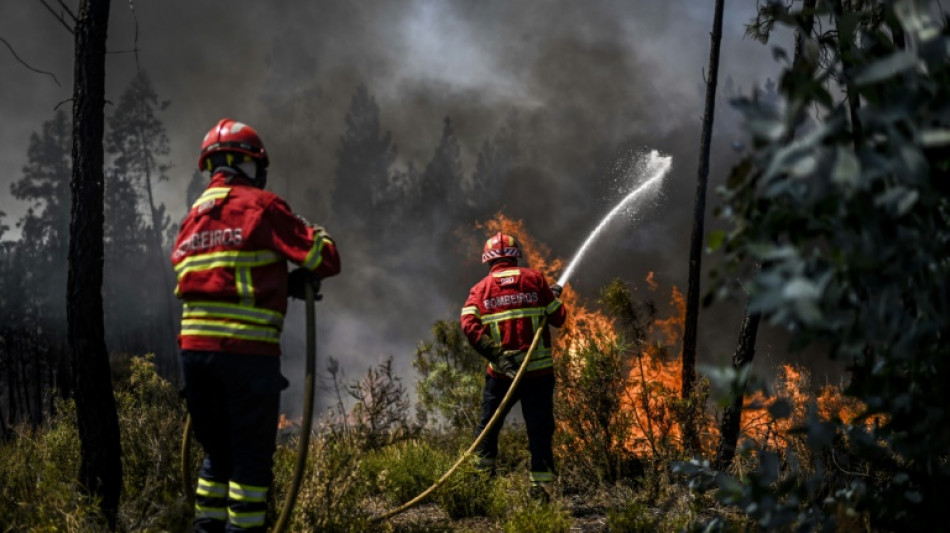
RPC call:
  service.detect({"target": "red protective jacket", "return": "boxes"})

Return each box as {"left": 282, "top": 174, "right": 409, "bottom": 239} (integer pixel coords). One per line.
{"left": 171, "top": 172, "right": 340, "bottom": 356}
{"left": 461, "top": 260, "right": 567, "bottom": 379}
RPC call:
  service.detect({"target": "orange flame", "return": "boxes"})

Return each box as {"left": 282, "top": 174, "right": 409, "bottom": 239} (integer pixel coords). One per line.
{"left": 277, "top": 413, "right": 297, "bottom": 431}
{"left": 477, "top": 214, "right": 867, "bottom": 458}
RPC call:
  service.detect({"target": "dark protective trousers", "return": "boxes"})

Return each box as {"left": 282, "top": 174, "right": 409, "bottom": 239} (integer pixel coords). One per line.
{"left": 182, "top": 350, "right": 288, "bottom": 533}
{"left": 474, "top": 372, "right": 556, "bottom": 485}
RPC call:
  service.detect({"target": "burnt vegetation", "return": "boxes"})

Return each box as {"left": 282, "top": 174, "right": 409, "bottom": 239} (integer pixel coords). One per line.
{"left": 1, "top": 0, "right": 949, "bottom": 531}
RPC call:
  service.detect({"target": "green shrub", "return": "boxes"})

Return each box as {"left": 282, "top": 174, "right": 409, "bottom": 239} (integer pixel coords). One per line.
{"left": 272, "top": 431, "right": 372, "bottom": 532}
{"left": 606, "top": 501, "right": 658, "bottom": 533}
{"left": 0, "top": 401, "right": 105, "bottom": 531}
{"left": 434, "top": 458, "right": 493, "bottom": 519}
{"left": 359, "top": 439, "right": 451, "bottom": 504}
{"left": 502, "top": 498, "right": 571, "bottom": 533}
{"left": 0, "top": 355, "right": 192, "bottom": 532}
{"left": 114, "top": 354, "right": 192, "bottom": 531}
{"left": 413, "top": 320, "right": 485, "bottom": 432}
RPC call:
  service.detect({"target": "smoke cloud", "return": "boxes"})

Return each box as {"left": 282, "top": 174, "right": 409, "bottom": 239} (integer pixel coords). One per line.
{"left": 1, "top": 0, "right": 816, "bottom": 415}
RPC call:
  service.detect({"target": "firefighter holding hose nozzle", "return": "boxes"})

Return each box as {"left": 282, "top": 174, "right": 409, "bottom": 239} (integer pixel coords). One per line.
{"left": 460, "top": 232, "right": 567, "bottom": 502}
{"left": 171, "top": 118, "right": 340, "bottom": 532}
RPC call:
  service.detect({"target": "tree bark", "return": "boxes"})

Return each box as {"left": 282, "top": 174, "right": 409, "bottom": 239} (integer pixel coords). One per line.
{"left": 682, "top": 0, "right": 725, "bottom": 452}
{"left": 713, "top": 309, "right": 761, "bottom": 470}
{"left": 68, "top": 0, "right": 121, "bottom": 525}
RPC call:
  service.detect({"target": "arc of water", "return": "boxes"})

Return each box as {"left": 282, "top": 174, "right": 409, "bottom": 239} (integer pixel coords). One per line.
{"left": 556, "top": 151, "right": 672, "bottom": 288}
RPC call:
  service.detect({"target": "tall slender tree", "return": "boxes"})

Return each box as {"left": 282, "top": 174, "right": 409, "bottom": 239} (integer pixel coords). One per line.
{"left": 332, "top": 83, "right": 397, "bottom": 238}
{"left": 470, "top": 111, "right": 522, "bottom": 219}
{"left": 67, "top": 0, "right": 122, "bottom": 525}
{"left": 105, "top": 70, "right": 177, "bottom": 370}
{"left": 681, "top": 0, "right": 725, "bottom": 452}
{"left": 8, "top": 111, "right": 74, "bottom": 406}
{"left": 416, "top": 116, "right": 463, "bottom": 229}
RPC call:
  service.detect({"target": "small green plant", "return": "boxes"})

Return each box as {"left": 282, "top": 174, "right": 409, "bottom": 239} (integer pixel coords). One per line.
{"left": 359, "top": 439, "right": 452, "bottom": 504}
{"left": 413, "top": 320, "right": 485, "bottom": 431}
{"left": 502, "top": 498, "right": 572, "bottom": 533}
{"left": 113, "top": 354, "right": 191, "bottom": 531}
{"left": 606, "top": 501, "right": 658, "bottom": 532}
{"left": 0, "top": 405, "right": 104, "bottom": 531}
{"left": 434, "top": 458, "right": 494, "bottom": 519}
{"left": 273, "top": 430, "right": 371, "bottom": 532}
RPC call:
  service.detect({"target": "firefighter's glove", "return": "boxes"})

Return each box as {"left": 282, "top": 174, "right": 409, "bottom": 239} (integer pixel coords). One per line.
{"left": 551, "top": 284, "right": 563, "bottom": 298}
{"left": 474, "top": 335, "right": 505, "bottom": 362}
{"left": 288, "top": 267, "right": 322, "bottom": 300}
{"left": 313, "top": 224, "right": 331, "bottom": 241}
{"left": 496, "top": 350, "right": 526, "bottom": 379}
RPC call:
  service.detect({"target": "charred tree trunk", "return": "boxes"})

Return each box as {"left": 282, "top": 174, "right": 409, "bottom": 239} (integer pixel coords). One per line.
{"left": 68, "top": 0, "right": 122, "bottom": 525}
{"left": 5, "top": 346, "right": 16, "bottom": 428}
{"left": 713, "top": 309, "right": 761, "bottom": 470}
{"left": 681, "top": 0, "right": 725, "bottom": 452}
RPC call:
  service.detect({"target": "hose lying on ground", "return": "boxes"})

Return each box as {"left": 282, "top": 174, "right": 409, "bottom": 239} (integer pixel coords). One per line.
{"left": 371, "top": 316, "right": 548, "bottom": 523}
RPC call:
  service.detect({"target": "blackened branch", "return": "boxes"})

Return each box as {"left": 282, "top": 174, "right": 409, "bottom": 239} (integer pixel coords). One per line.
{"left": 0, "top": 36, "right": 61, "bottom": 86}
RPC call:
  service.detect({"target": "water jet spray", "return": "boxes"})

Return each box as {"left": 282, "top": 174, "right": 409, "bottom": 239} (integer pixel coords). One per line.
{"left": 556, "top": 149, "right": 672, "bottom": 288}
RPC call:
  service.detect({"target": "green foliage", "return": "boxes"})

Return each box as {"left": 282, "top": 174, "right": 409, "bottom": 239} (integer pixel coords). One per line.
{"left": 273, "top": 431, "right": 372, "bottom": 532}
{"left": 0, "top": 355, "right": 190, "bottom": 531}
{"left": 359, "top": 439, "right": 452, "bottom": 504}
{"left": 112, "top": 354, "right": 192, "bottom": 531}
{"left": 413, "top": 320, "right": 485, "bottom": 431}
{"left": 555, "top": 336, "right": 641, "bottom": 486}
{"left": 606, "top": 501, "right": 658, "bottom": 532}
{"left": 703, "top": 0, "right": 950, "bottom": 530}
{"left": 501, "top": 498, "right": 571, "bottom": 533}
{"left": 0, "top": 401, "right": 103, "bottom": 532}
{"left": 434, "top": 458, "right": 494, "bottom": 519}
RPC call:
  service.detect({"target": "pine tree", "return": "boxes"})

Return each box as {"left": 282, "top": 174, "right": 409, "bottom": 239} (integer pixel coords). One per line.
{"left": 105, "top": 70, "right": 177, "bottom": 369}
{"left": 332, "top": 83, "right": 397, "bottom": 237}
{"left": 416, "top": 116, "right": 463, "bottom": 230}
{"left": 10, "top": 111, "right": 72, "bottom": 325}
{"left": 470, "top": 111, "right": 522, "bottom": 219}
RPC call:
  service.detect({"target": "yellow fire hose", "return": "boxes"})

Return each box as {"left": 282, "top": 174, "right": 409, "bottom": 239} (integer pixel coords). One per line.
{"left": 181, "top": 282, "right": 318, "bottom": 532}
{"left": 371, "top": 316, "right": 548, "bottom": 523}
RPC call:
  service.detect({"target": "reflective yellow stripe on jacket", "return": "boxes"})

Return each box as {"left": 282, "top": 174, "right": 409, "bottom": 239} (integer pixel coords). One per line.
{"left": 174, "top": 250, "right": 282, "bottom": 280}
{"left": 180, "top": 319, "right": 280, "bottom": 344}
{"left": 481, "top": 306, "right": 553, "bottom": 372}
{"left": 183, "top": 301, "right": 284, "bottom": 330}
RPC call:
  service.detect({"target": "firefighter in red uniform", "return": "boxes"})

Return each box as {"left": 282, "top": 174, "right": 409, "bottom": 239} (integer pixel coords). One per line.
{"left": 172, "top": 118, "right": 340, "bottom": 532}
{"left": 461, "top": 232, "right": 567, "bottom": 501}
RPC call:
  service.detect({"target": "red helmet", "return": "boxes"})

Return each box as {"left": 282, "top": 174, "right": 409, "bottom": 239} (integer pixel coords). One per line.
{"left": 481, "top": 232, "right": 522, "bottom": 264}
{"left": 197, "top": 118, "right": 269, "bottom": 171}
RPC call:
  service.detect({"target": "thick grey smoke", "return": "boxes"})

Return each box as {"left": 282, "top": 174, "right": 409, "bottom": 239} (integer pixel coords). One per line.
{"left": 1, "top": 0, "right": 811, "bottom": 415}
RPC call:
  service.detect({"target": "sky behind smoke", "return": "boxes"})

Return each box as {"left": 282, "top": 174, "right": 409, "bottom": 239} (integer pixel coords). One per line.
{"left": 1, "top": 1, "right": 830, "bottom": 414}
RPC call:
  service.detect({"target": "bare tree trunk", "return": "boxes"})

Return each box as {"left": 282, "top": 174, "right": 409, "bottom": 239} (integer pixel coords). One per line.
{"left": 5, "top": 347, "right": 16, "bottom": 428}
{"left": 18, "top": 347, "right": 33, "bottom": 424}
{"left": 682, "top": 0, "right": 725, "bottom": 453}
{"left": 713, "top": 309, "right": 761, "bottom": 470}
{"left": 68, "top": 0, "right": 122, "bottom": 526}
{"left": 133, "top": 107, "right": 179, "bottom": 376}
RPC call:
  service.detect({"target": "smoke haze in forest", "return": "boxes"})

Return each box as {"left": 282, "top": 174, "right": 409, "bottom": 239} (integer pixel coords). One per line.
{"left": 1, "top": 0, "right": 817, "bottom": 415}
